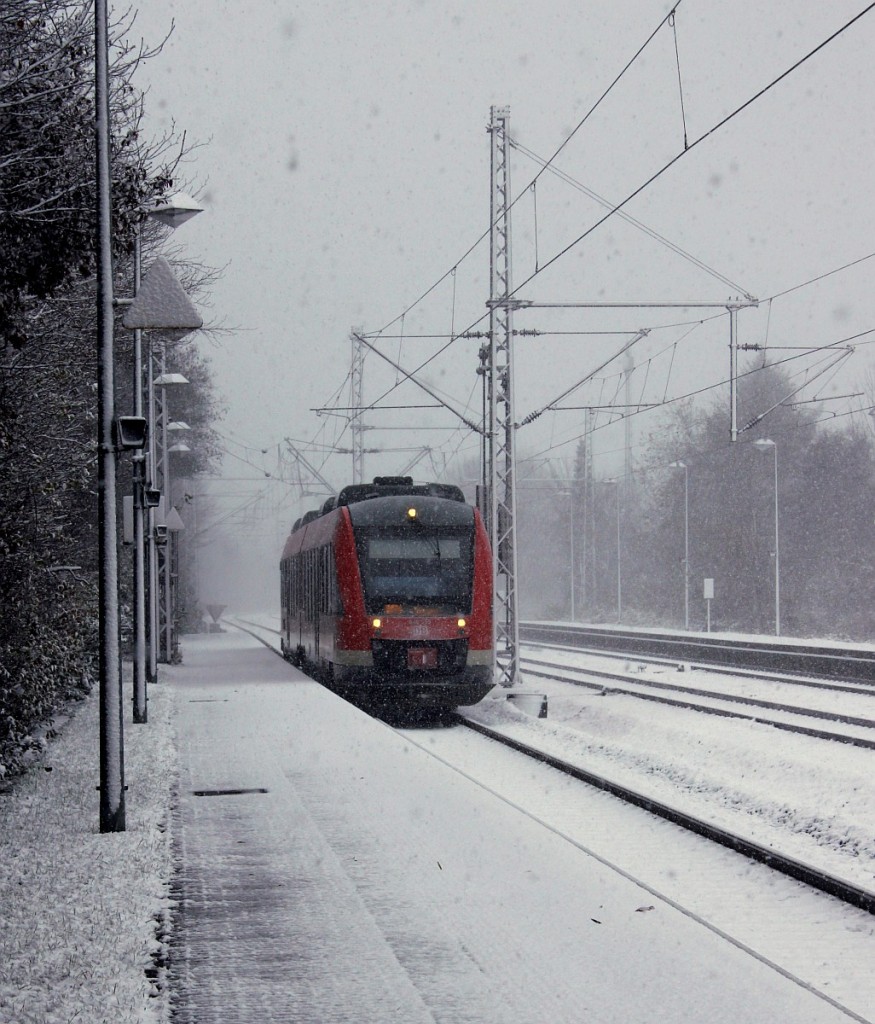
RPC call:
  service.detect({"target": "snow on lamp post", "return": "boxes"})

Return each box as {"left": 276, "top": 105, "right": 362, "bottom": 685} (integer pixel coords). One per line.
{"left": 97, "top": 0, "right": 200, "bottom": 831}
{"left": 753, "top": 439, "right": 780, "bottom": 636}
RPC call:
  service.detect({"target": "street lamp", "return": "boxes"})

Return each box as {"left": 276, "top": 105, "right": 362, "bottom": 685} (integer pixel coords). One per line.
{"left": 154, "top": 371, "right": 190, "bottom": 664}
{"left": 94, "top": 0, "right": 127, "bottom": 831}
{"left": 753, "top": 438, "right": 780, "bottom": 636}
{"left": 148, "top": 191, "right": 204, "bottom": 228}
{"left": 163, "top": 504, "right": 186, "bottom": 662}
{"left": 558, "top": 490, "right": 576, "bottom": 620}
{"left": 669, "top": 461, "right": 689, "bottom": 630}
{"left": 128, "top": 194, "right": 202, "bottom": 723}
{"left": 605, "top": 479, "right": 621, "bottom": 621}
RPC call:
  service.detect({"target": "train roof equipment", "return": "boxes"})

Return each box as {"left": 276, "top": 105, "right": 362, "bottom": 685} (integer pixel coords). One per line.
{"left": 289, "top": 478, "right": 468, "bottom": 537}
{"left": 336, "top": 476, "right": 465, "bottom": 508}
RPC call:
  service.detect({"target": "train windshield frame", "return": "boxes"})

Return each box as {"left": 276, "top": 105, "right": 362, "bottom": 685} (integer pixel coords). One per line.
{"left": 354, "top": 525, "right": 474, "bottom": 613}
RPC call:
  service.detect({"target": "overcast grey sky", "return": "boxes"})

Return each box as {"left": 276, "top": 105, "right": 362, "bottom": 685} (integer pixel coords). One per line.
{"left": 131, "top": 0, "right": 875, "bottom": 607}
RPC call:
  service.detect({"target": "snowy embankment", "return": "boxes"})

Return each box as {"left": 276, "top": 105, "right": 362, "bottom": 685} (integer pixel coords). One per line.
{"left": 0, "top": 677, "right": 176, "bottom": 1024}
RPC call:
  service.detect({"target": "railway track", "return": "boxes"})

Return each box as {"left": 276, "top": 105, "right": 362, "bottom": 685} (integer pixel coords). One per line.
{"left": 229, "top": 616, "right": 875, "bottom": 917}
{"left": 520, "top": 621, "right": 875, "bottom": 684}
{"left": 518, "top": 655, "right": 875, "bottom": 750}
{"left": 454, "top": 712, "right": 875, "bottom": 915}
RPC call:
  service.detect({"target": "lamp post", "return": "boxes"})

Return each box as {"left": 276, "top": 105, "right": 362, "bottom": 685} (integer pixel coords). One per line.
{"left": 164, "top": 504, "right": 186, "bottom": 662}
{"left": 166, "top": 440, "right": 191, "bottom": 647}
{"left": 154, "top": 371, "right": 190, "bottom": 663}
{"left": 558, "top": 489, "right": 576, "bottom": 620}
{"left": 669, "top": 461, "right": 689, "bottom": 630}
{"left": 605, "top": 479, "right": 621, "bottom": 621}
{"left": 129, "top": 193, "right": 202, "bottom": 721}
{"left": 130, "top": 227, "right": 147, "bottom": 722}
{"left": 95, "top": 0, "right": 125, "bottom": 831}
{"left": 753, "top": 439, "right": 780, "bottom": 635}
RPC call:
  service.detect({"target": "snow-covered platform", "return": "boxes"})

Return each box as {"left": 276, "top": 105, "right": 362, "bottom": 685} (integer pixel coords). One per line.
{"left": 168, "top": 630, "right": 853, "bottom": 1023}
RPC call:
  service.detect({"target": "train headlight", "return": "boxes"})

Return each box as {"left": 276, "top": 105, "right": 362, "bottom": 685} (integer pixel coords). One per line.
{"left": 407, "top": 507, "right": 417, "bottom": 520}
{"left": 457, "top": 618, "right": 466, "bottom": 630}
{"left": 372, "top": 617, "right": 382, "bottom": 631}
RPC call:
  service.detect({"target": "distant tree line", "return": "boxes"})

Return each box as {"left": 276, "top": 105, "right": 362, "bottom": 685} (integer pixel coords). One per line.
{"left": 0, "top": 1, "right": 220, "bottom": 780}
{"left": 517, "top": 362, "right": 875, "bottom": 641}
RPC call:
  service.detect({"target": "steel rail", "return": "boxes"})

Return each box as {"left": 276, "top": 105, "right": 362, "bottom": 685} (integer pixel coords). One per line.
{"left": 520, "top": 654, "right": 875, "bottom": 731}
{"left": 521, "top": 663, "right": 875, "bottom": 751}
{"left": 520, "top": 622, "right": 875, "bottom": 683}
{"left": 521, "top": 655, "right": 875, "bottom": 726}
{"left": 525, "top": 639, "right": 875, "bottom": 698}
{"left": 457, "top": 715, "right": 875, "bottom": 915}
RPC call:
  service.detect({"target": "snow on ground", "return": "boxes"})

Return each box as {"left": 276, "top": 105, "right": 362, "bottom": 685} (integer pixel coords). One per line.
{"left": 165, "top": 630, "right": 873, "bottom": 1023}
{"left": 465, "top": 673, "right": 875, "bottom": 891}
{"left": 0, "top": 674, "right": 177, "bottom": 1024}
{"left": 243, "top": 611, "right": 875, "bottom": 892}
{"left": 1, "top": 615, "right": 873, "bottom": 1022}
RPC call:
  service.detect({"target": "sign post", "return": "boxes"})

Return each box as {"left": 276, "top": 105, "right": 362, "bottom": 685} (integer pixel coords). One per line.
{"left": 703, "top": 578, "right": 715, "bottom": 632}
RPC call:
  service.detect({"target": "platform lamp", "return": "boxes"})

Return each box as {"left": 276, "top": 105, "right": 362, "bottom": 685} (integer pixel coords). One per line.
{"left": 604, "top": 479, "right": 621, "bottom": 622}
{"left": 125, "top": 271, "right": 201, "bottom": 690}
{"left": 128, "top": 192, "right": 203, "bottom": 724}
{"left": 163, "top": 503, "right": 186, "bottom": 663}
{"left": 753, "top": 439, "right": 780, "bottom": 636}
{"left": 152, "top": 374, "right": 191, "bottom": 666}
{"left": 165, "top": 428, "right": 191, "bottom": 659}
{"left": 668, "top": 461, "right": 690, "bottom": 630}
{"left": 558, "top": 489, "right": 576, "bottom": 620}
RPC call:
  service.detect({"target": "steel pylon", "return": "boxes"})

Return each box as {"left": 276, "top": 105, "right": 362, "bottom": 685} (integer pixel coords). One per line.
{"left": 487, "top": 106, "right": 521, "bottom": 688}
{"left": 350, "top": 330, "right": 365, "bottom": 485}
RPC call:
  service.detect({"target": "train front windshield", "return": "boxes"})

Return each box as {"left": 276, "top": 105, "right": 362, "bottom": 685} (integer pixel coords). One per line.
{"left": 355, "top": 528, "right": 474, "bottom": 613}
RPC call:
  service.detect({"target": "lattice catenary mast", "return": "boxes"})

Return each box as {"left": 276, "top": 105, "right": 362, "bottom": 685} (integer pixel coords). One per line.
{"left": 350, "top": 329, "right": 365, "bottom": 484}
{"left": 487, "top": 106, "right": 521, "bottom": 688}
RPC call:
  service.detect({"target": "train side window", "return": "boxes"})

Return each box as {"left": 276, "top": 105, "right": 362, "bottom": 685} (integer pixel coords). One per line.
{"left": 319, "top": 546, "right": 326, "bottom": 615}
{"left": 329, "top": 546, "right": 341, "bottom": 614}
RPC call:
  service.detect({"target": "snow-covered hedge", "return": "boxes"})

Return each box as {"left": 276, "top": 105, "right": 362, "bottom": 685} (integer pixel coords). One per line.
{"left": 0, "top": 580, "right": 96, "bottom": 782}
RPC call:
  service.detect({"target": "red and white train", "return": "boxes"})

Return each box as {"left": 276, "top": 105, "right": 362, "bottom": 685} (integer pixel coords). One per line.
{"left": 280, "top": 476, "right": 494, "bottom": 708}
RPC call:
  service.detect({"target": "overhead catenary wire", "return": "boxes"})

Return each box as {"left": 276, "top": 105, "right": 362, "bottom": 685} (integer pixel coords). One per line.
{"left": 766, "top": 249, "right": 875, "bottom": 302}
{"left": 296, "top": 5, "right": 875, "bottom": 497}
{"left": 508, "top": 137, "right": 753, "bottom": 298}
{"left": 509, "top": 2, "right": 875, "bottom": 301}
{"left": 527, "top": 326, "right": 875, "bottom": 462}
{"left": 370, "top": 2, "right": 685, "bottom": 339}
{"left": 520, "top": 329, "right": 651, "bottom": 425}
{"left": 360, "top": 5, "right": 875, "bottom": 426}
{"left": 670, "top": 7, "right": 689, "bottom": 150}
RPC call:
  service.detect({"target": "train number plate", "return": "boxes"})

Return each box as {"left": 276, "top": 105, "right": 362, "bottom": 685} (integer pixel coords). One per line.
{"left": 408, "top": 647, "right": 437, "bottom": 669}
